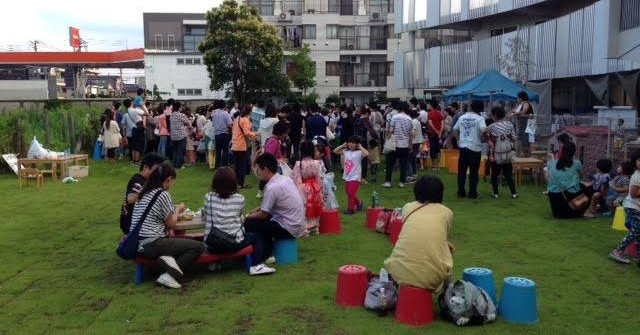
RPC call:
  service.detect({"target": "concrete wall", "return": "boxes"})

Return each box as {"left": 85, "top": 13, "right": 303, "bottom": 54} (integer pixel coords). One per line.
{"left": 0, "top": 80, "right": 48, "bottom": 100}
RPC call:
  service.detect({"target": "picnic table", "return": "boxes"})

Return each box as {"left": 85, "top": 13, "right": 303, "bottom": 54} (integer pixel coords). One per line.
{"left": 17, "top": 154, "right": 89, "bottom": 182}
{"left": 512, "top": 157, "right": 545, "bottom": 186}
{"left": 173, "top": 216, "right": 204, "bottom": 236}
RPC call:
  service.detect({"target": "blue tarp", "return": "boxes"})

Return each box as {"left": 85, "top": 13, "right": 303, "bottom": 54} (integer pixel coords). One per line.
{"left": 443, "top": 70, "right": 539, "bottom": 103}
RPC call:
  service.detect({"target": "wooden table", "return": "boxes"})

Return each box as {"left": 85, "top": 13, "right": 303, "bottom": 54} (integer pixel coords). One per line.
{"left": 173, "top": 216, "right": 204, "bottom": 236}
{"left": 512, "top": 157, "right": 545, "bottom": 186}
{"left": 17, "top": 154, "right": 89, "bottom": 181}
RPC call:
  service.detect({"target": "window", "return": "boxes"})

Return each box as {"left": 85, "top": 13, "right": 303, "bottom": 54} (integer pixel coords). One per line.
{"left": 286, "top": 63, "right": 297, "bottom": 77}
{"left": 246, "top": 0, "right": 273, "bottom": 15}
{"left": 167, "top": 34, "right": 175, "bottom": 51}
{"left": 193, "top": 58, "right": 201, "bottom": 65}
{"left": 369, "top": 0, "right": 392, "bottom": 15}
{"left": 326, "top": 25, "right": 338, "bottom": 39}
{"left": 177, "top": 89, "right": 186, "bottom": 95}
{"left": 183, "top": 26, "right": 206, "bottom": 52}
{"left": 177, "top": 58, "right": 185, "bottom": 65}
{"left": 370, "top": 26, "right": 387, "bottom": 50}
{"left": 338, "top": 26, "right": 356, "bottom": 50}
{"left": 194, "top": 89, "right": 202, "bottom": 95}
{"left": 328, "top": 0, "right": 340, "bottom": 13}
{"left": 185, "top": 58, "right": 193, "bottom": 65}
{"left": 326, "top": 62, "right": 339, "bottom": 76}
{"left": 490, "top": 26, "right": 517, "bottom": 37}
{"left": 154, "top": 34, "right": 163, "bottom": 50}
{"left": 177, "top": 88, "right": 203, "bottom": 96}
{"left": 303, "top": 25, "right": 316, "bottom": 39}
{"left": 341, "top": 0, "right": 353, "bottom": 15}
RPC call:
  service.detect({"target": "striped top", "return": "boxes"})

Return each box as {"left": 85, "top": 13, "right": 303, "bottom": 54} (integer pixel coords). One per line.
{"left": 129, "top": 188, "right": 174, "bottom": 250}
{"left": 203, "top": 192, "right": 245, "bottom": 243}
{"left": 390, "top": 113, "right": 413, "bottom": 148}
{"left": 487, "top": 120, "right": 516, "bottom": 139}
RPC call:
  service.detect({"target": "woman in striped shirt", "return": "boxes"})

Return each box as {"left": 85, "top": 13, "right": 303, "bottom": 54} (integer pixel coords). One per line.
{"left": 131, "top": 163, "right": 204, "bottom": 289}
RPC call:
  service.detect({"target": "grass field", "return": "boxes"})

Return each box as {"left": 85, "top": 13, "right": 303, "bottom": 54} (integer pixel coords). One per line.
{"left": 0, "top": 160, "right": 637, "bottom": 335}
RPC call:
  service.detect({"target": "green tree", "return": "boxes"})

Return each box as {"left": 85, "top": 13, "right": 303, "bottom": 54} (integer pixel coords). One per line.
{"left": 148, "top": 84, "right": 169, "bottom": 101}
{"left": 289, "top": 44, "right": 316, "bottom": 96}
{"left": 199, "top": 0, "right": 287, "bottom": 103}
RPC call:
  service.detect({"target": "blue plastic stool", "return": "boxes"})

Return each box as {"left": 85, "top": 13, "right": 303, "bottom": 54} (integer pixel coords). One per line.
{"left": 273, "top": 238, "right": 298, "bottom": 264}
{"left": 462, "top": 267, "right": 497, "bottom": 304}
{"left": 498, "top": 277, "right": 538, "bottom": 324}
{"left": 92, "top": 140, "right": 103, "bottom": 161}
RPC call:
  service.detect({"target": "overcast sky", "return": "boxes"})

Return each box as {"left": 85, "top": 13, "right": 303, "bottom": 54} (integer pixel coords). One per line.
{"left": 0, "top": 0, "right": 224, "bottom": 52}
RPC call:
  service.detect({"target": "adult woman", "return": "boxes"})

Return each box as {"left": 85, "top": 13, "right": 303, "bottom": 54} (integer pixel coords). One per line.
{"left": 511, "top": 91, "right": 534, "bottom": 157}
{"left": 102, "top": 109, "right": 121, "bottom": 160}
{"left": 203, "top": 167, "right": 271, "bottom": 274}
{"left": 384, "top": 176, "right": 454, "bottom": 293}
{"left": 487, "top": 106, "right": 517, "bottom": 199}
{"left": 155, "top": 104, "right": 170, "bottom": 158}
{"left": 231, "top": 105, "right": 257, "bottom": 188}
{"left": 259, "top": 104, "right": 280, "bottom": 148}
{"left": 132, "top": 163, "right": 204, "bottom": 289}
{"left": 546, "top": 142, "right": 586, "bottom": 218}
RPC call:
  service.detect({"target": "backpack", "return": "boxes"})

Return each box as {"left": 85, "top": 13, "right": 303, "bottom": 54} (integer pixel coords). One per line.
{"left": 493, "top": 133, "right": 514, "bottom": 164}
{"left": 116, "top": 191, "right": 162, "bottom": 260}
{"left": 375, "top": 208, "right": 401, "bottom": 234}
{"left": 364, "top": 269, "right": 398, "bottom": 315}
{"left": 438, "top": 280, "right": 497, "bottom": 326}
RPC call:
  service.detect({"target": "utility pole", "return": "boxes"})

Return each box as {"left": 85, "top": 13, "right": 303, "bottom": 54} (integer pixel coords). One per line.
{"left": 29, "top": 40, "right": 41, "bottom": 52}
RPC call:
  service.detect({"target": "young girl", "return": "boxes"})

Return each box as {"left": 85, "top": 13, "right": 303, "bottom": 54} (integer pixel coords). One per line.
{"left": 368, "top": 139, "right": 380, "bottom": 183}
{"left": 334, "top": 135, "right": 369, "bottom": 215}
{"left": 609, "top": 150, "right": 640, "bottom": 264}
{"left": 291, "top": 140, "right": 325, "bottom": 235}
{"left": 606, "top": 162, "right": 633, "bottom": 213}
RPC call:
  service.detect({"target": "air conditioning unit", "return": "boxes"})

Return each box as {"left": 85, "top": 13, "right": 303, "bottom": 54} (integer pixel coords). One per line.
{"left": 349, "top": 56, "right": 360, "bottom": 63}
{"left": 370, "top": 12, "right": 382, "bottom": 21}
{"left": 278, "top": 12, "right": 292, "bottom": 22}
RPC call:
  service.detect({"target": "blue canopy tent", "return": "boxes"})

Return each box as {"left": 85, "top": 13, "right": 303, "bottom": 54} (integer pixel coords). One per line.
{"left": 443, "top": 70, "right": 539, "bottom": 103}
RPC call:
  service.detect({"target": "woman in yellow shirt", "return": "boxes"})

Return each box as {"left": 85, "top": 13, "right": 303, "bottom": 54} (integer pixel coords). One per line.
{"left": 384, "top": 175, "right": 454, "bottom": 293}
{"left": 231, "top": 106, "right": 257, "bottom": 188}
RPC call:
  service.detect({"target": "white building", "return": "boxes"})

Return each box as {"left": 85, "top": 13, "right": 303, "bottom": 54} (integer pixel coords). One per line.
{"left": 394, "top": 0, "right": 640, "bottom": 115}
{"left": 143, "top": 13, "right": 226, "bottom": 100}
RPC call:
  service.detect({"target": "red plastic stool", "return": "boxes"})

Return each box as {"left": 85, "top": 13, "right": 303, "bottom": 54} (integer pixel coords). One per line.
{"left": 395, "top": 285, "right": 434, "bottom": 326}
{"left": 388, "top": 219, "right": 403, "bottom": 246}
{"left": 319, "top": 209, "right": 341, "bottom": 234}
{"left": 366, "top": 207, "right": 384, "bottom": 230}
{"left": 335, "top": 265, "right": 369, "bottom": 307}
{"left": 625, "top": 240, "right": 638, "bottom": 257}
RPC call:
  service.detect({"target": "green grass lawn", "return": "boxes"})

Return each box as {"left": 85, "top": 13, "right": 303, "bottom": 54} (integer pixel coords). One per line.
{"left": 0, "top": 160, "right": 637, "bottom": 335}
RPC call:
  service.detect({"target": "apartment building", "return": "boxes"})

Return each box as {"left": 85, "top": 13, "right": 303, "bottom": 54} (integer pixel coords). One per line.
{"left": 394, "top": 0, "right": 640, "bottom": 117}
{"left": 143, "top": 13, "right": 226, "bottom": 100}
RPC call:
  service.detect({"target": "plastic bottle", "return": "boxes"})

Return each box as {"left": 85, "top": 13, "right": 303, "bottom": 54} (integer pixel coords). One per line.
{"left": 372, "top": 191, "right": 380, "bottom": 208}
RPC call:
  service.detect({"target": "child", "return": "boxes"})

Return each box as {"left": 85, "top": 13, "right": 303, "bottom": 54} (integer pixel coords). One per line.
{"left": 368, "top": 139, "right": 381, "bottom": 183}
{"left": 609, "top": 150, "right": 640, "bottom": 264}
{"left": 334, "top": 135, "right": 369, "bottom": 215}
{"left": 291, "top": 140, "right": 325, "bottom": 235}
{"left": 583, "top": 159, "right": 612, "bottom": 218}
{"left": 606, "top": 162, "right": 633, "bottom": 213}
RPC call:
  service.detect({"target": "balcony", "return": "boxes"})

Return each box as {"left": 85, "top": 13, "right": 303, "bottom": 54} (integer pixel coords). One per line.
{"left": 245, "top": 0, "right": 393, "bottom": 16}
{"left": 340, "top": 72, "right": 387, "bottom": 88}
{"left": 338, "top": 25, "right": 390, "bottom": 51}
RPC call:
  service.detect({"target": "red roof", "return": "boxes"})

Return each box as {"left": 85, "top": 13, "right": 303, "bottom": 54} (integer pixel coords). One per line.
{"left": 558, "top": 126, "right": 609, "bottom": 136}
{"left": 0, "top": 49, "right": 144, "bottom": 68}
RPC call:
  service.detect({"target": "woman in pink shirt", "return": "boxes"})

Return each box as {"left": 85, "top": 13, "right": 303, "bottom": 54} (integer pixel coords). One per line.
{"left": 155, "top": 103, "right": 171, "bottom": 158}
{"left": 257, "top": 121, "right": 289, "bottom": 197}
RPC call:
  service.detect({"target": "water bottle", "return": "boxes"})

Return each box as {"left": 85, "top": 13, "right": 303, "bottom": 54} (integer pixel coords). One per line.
{"left": 372, "top": 191, "right": 380, "bottom": 208}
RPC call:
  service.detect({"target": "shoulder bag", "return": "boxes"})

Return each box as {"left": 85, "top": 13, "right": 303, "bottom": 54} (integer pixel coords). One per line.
{"left": 403, "top": 202, "right": 429, "bottom": 224}
{"left": 116, "top": 190, "right": 163, "bottom": 260}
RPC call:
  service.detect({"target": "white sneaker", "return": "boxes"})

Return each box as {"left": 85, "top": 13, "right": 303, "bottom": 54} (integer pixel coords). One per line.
{"left": 156, "top": 273, "right": 181, "bottom": 289}
{"left": 382, "top": 182, "right": 391, "bottom": 188}
{"left": 250, "top": 263, "right": 276, "bottom": 275}
{"left": 398, "top": 183, "right": 405, "bottom": 188}
{"left": 158, "top": 255, "right": 183, "bottom": 279}
{"left": 207, "top": 263, "right": 222, "bottom": 272}
{"left": 256, "top": 191, "right": 263, "bottom": 199}
{"left": 265, "top": 256, "right": 276, "bottom": 264}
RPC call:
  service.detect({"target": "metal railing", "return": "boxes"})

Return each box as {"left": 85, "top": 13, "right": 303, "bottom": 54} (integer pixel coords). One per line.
{"left": 340, "top": 72, "right": 387, "bottom": 87}
{"left": 339, "top": 36, "right": 387, "bottom": 50}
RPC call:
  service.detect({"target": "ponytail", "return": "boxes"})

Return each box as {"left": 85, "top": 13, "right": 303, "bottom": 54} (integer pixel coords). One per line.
{"left": 140, "top": 163, "right": 176, "bottom": 196}
{"left": 556, "top": 142, "right": 576, "bottom": 171}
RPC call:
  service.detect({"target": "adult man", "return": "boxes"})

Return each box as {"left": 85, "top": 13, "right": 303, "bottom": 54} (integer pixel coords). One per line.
{"left": 244, "top": 153, "right": 305, "bottom": 275}
{"left": 211, "top": 100, "right": 233, "bottom": 168}
{"left": 169, "top": 101, "right": 191, "bottom": 169}
{"left": 426, "top": 99, "right": 444, "bottom": 170}
{"left": 448, "top": 102, "right": 462, "bottom": 149}
{"left": 119, "top": 154, "right": 167, "bottom": 234}
{"left": 288, "top": 104, "right": 304, "bottom": 162}
{"left": 383, "top": 102, "right": 413, "bottom": 188}
{"left": 305, "top": 104, "right": 327, "bottom": 140}
{"left": 120, "top": 99, "right": 137, "bottom": 162}
{"left": 453, "top": 100, "right": 487, "bottom": 199}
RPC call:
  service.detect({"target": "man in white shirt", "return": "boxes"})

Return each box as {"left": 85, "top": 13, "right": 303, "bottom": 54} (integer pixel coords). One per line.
{"left": 453, "top": 100, "right": 487, "bottom": 199}
{"left": 383, "top": 102, "right": 413, "bottom": 188}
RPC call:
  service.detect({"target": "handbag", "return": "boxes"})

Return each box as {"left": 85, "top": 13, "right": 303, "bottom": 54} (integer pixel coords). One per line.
{"left": 326, "top": 127, "right": 336, "bottom": 141}
{"left": 382, "top": 136, "right": 397, "bottom": 154}
{"left": 116, "top": 190, "right": 162, "bottom": 260}
{"left": 205, "top": 226, "right": 241, "bottom": 251}
{"left": 563, "top": 191, "right": 589, "bottom": 211}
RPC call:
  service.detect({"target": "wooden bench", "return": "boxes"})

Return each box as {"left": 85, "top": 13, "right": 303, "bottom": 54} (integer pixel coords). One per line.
{"left": 133, "top": 245, "right": 254, "bottom": 284}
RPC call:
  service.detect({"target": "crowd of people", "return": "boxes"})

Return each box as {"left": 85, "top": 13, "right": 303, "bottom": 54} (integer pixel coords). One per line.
{"left": 113, "top": 90, "right": 639, "bottom": 293}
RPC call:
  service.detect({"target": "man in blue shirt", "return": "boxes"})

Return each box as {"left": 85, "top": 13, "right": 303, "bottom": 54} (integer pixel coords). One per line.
{"left": 305, "top": 104, "right": 327, "bottom": 140}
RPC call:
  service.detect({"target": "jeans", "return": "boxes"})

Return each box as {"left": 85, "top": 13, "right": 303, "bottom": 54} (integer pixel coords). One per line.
{"left": 408, "top": 143, "right": 420, "bottom": 176}
{"left": 244, "top": 218, "right": 294, "bottom": 264}
{"left": 172, "top": 138, "right": 187, "bottom": 168}
{"left": 233, "top": 150, "right": 247, "bottom": 187}
{"left": 385, "top": 147, "right": 409, "bottom": 183}
{"left": 490, "top": 162, "right": 516, "bottom": 196}
{"left": 214, "top": 133, "right": 231, "bottom": 168}
{"left": 345, "top": 181, "right": 361, "bottom": 211}
{"left": 158, "top": 135, "right": 168, "bottom": 158}
{"left": 141, "top": 237, "right": 204, "bottom": 275}
{"left": 457, "top": 147, "right": 481, "bottom": 197}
